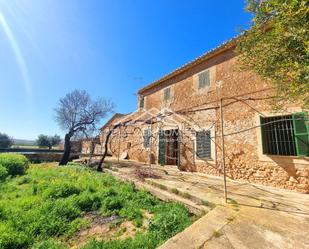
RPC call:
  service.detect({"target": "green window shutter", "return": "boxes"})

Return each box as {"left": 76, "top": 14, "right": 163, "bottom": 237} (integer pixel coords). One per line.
{"left": 158, "top": 130, "right": 166, "bottom": 165}
{"left": 198, "top": 70, "right": 210, "bottom": 89}
{"left": 292, "top": 112, "right": 309, "bottom": 156}
{"left": 196, "top": 130, "right": 211, "bottom": 159}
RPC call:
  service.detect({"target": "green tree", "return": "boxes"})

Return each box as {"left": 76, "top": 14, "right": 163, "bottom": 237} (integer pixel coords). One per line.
{"left": 36, "top": 135, "right": 50, "bottom": 149}
{"left": 50, "top": 135, "right": 61, "bottom": 148}
{"left": 36, "top": 134, "right": 61, "bottom": 150}
{"left": 237, "top": 0, "right": 309, "bottom": 108}
{"left": 0, "top": 133, "right": 13, "bottom": 149}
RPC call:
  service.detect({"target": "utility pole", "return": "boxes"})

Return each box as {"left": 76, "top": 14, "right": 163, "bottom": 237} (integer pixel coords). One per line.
{"left": 219, "top": 98, "right": 228, "bottom": 203}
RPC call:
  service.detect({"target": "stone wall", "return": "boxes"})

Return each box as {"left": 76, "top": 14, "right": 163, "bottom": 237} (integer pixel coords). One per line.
{"left": 24, "top": 153, "right": 62, "bottom": 162}
{"left": 81, "top": 140, "right": 102, "bottom": 155}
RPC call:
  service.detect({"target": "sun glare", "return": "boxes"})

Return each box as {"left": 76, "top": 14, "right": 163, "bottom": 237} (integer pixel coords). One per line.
{"left": 0, "top": 2, "right": 32, "bottom": 96}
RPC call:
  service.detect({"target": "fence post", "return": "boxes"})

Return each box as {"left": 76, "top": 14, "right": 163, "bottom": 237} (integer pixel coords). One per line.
{"left": 220, "top": 98, "right": 228, "bottom": 203}
{"left": 149, "top": 119, "right": 153, "bottom": 167}
{"left": 117, "top": 127, "right": 121, "bottom": 163}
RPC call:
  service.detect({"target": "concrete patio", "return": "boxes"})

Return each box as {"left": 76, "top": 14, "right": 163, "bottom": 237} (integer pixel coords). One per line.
{"left": 104, "top": 157, "right": 309, "bottom": 249}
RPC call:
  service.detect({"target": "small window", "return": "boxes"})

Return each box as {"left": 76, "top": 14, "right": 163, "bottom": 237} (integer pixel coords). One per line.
{"left": 143, "top": 129, "right": 151, "bottom": 148}
{"left": 164, "top": 87, "right": 171, "bottom": 101}
{"left": 196, "top": 130, "right": 211, "bottom": 159}
{"left": 198, "top": 70, "right": 210, "bottom": 89}
{"left": 139, "top": 96, "right": 145, "bottom": 109}
{"left": 261, "top": 115, "right": 297, "bottom": 156}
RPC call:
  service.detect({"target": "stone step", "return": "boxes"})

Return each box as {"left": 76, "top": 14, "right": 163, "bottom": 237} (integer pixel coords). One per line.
{"left": 145, "top": 178, "right": 217, "bottom": 209}
{"left": 105, "top": 168, "right": 209, "bottom": 215}
{"left": 159, "top": 205, "right": 239, "bottom": 249}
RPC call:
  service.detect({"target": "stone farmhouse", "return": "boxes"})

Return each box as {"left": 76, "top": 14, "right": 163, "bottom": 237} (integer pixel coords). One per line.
{"left": 97, "top": 36, "right": 309, "bottom": 193}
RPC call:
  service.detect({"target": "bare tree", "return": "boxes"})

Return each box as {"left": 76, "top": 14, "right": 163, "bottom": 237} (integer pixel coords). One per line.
{"left": 55, "top": 90, "right": 114, "bottom": 165}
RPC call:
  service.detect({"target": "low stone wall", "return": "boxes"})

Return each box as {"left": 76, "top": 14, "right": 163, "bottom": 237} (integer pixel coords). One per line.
{"left": 24, "top": 153, "right": 63, "bottom": 162}
{"left": 23, "top": 153, "right": 80, "bottom": 163}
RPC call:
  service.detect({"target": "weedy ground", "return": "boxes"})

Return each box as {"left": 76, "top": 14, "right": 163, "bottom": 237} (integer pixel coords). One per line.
{"left": 0, "top": 162, "right": 193, "bottom": 249}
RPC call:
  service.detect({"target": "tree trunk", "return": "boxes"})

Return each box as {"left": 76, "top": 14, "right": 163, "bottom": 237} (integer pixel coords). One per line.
{"left": 97, "top": 124, "right": 120, "bottom": 171}
{"left": 59, "top": 132, "right": 72, "bottom": 165}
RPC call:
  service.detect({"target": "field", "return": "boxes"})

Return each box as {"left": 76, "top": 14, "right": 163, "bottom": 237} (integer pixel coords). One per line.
{"left": 0, "top": 161, "right": 193, "bottom": 249}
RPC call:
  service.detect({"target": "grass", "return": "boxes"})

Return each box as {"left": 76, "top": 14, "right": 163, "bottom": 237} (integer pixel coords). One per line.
{"left": 171, "top": 188, "right": 179, "bottom": 195}
{"left": 227, "top": 198, "right": 238, "bottom": 205}
{"left": 150, "top": 181, "right": 168, "bottom": 190}
{"left": 0, "top": 163, "right": 193, "bottom": 249}
{"left": 212, "top": 230, "right": 223, "bottom": 238}
{"left": 179, "top": 192, "right": 191, "bottom": 199}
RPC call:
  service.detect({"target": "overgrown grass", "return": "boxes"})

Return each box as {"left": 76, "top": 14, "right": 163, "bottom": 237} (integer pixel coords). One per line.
{"left": 0, "top": 163, "right": 193, "bottom": 249}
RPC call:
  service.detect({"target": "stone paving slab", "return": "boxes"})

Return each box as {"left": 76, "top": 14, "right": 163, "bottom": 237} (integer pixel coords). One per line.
{"left": 159, "top": 206, "right": 239, "bottom": 249}
{"left": 204, "top": 206, "right": 309, "bottom": 249}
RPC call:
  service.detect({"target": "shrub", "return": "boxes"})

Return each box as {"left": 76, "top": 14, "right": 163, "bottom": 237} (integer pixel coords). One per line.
{"left": 0, "top": 154, "right": 29, "bottom": 176}
{"left": 0, "top": 164, "right": 8, "bottom": 181}
{"left": 0, "top": 224, "right": 31, "bottom": 249}
{"left": 0, "top": 133, "right": 13, "bottom": 149}
{"left": 133, "top": 167, "right": 161, "bottom": 181}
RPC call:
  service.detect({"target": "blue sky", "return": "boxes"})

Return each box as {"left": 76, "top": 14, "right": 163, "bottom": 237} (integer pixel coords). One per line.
{"left": 0, "top": 0, "right": 252, "bottom": 140}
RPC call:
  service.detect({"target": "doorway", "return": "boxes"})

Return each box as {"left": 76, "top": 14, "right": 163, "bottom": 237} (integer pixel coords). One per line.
{"left": 158, "top": 129, "right": 179, "bottom": 166}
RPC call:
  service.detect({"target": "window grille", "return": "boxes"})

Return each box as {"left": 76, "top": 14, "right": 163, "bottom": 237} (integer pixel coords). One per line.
{"left": 198, "top": 70, "right": 210, "bottom": 89}
{"left": 260, "top": 115, "right": 297, "bottom": 156}
{"left": 164, "top": 88, "right": 171, "bottom": 101}
{"left": 143, "top": 129, "right": 151, "bottom": 148}
{"left": 196, "top": 130, "right": 211, "bottom": 159}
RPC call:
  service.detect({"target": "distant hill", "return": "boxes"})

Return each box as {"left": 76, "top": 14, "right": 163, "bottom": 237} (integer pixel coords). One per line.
{"left": 13, "top": 139, "right": 36, "bottom": 146}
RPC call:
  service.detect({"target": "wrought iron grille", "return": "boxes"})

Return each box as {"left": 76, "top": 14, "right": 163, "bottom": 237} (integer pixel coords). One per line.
{"left": 260, "top": 115, "right": 297, "bottom": 156}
